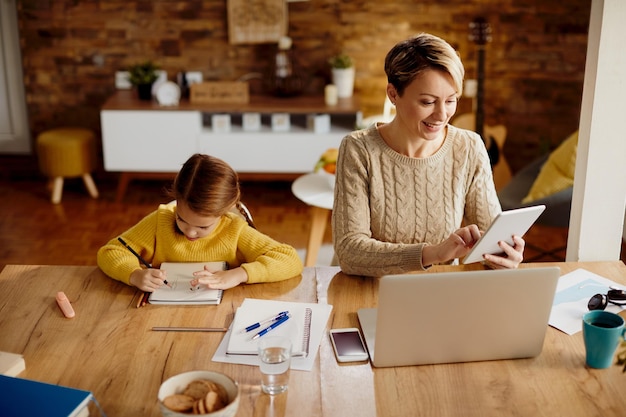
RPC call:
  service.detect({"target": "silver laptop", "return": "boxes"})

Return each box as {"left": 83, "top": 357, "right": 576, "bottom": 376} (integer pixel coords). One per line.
{"left": 357, "top": 267, "right": 560, "bottom": 367}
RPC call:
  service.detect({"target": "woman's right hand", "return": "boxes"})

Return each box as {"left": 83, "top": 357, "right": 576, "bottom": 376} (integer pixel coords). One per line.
{"left": 129, "top": 268, "right": 168, "bottom": 292}
{"left": 423, "top": 225, "right": 483, "bottom": 266}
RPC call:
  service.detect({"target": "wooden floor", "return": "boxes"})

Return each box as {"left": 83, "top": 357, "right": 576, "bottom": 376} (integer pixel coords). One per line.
{"left": 0, "top": 174, "right": 319, "bottom": 270}
{"left": 0, "top": 170, "right": 623, "bottom": 271}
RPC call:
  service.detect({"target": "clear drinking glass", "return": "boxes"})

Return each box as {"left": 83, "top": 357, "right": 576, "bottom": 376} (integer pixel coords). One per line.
{"left": 258, "top": 336, "right": 292, "bottom": 395}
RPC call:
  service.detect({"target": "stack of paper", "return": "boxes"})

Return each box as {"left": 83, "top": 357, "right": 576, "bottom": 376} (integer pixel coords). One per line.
{"left": 549, "top": 268, "right": 626, "bottom": 335}
{"left": 226, "top": 299, "right": 312, "bottom": 356}
{"left": 213, "top": 298, "right": 333, "bottom": 371}
{"left": 0, "top": 351, "right": 25, "bottom": 377}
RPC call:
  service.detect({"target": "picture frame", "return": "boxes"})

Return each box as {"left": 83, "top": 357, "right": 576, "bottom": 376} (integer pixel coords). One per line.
{"left": 228, "top": 0, "right": 287, "bottom": 45}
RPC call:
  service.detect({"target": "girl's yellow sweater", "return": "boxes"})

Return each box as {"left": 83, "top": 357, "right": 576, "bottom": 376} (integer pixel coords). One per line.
{"left": 97, "top": 203, "right": 303, "bottom": 285}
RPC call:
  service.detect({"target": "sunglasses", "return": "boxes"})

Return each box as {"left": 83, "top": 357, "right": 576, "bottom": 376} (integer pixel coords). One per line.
{"left": 587, "top": 289, "right": 626, "bottom": 311}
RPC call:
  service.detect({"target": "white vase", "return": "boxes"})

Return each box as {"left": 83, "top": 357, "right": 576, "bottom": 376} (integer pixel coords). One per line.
{"left": 331, "top": 67, "right": 355, "bottom": 98}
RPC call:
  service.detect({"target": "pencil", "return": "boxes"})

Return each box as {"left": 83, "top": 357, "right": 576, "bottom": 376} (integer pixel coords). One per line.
{"left": 136, "top": 291, "right": 148, "bottom": 308}
{"left": 118, "top": 237, "right": 168, "bottom": 285}
{"left": 141, "top": 291, "right": 150, "bottom": 307}
{"left": 118, "top": 237, "right": 152, "bottom": 268}
{"left": 152, "top": 327, "right": 229, "bottom": 332}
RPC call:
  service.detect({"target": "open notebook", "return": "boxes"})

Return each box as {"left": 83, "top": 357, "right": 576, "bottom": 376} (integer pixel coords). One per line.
{"left": 148, "top": 261, "right": 227, "bottom": 305}
{"left": 226, "top": 298, "right": 315, "bottom": 357}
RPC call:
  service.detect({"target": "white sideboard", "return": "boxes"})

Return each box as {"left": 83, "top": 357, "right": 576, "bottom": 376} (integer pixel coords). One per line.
{"left": 101, "top": 91, "right": 361, "bottom": 173}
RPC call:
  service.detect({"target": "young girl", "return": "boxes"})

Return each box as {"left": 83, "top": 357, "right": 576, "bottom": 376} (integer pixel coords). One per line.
{"left": 97, "top": 153, "right": 303, "bottom": 292}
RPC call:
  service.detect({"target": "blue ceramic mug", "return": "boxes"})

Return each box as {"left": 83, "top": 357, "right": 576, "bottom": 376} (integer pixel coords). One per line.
{"left": 582, "top": 310, "right": 626, "bottom": 369}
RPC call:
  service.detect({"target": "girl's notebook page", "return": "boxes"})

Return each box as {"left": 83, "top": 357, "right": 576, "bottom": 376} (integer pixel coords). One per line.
{"left": 148, "top": 261, "right": 226, "bottom": 305}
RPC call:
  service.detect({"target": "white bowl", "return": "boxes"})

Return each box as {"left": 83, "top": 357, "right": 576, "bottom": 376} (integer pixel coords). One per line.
{"left": 158, "top": 370, "right": 240, "bottom": 417}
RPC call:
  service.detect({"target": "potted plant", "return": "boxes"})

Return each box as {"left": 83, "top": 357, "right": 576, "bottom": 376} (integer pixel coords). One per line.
{"left": 127, "top": 61, "right": 160, "bottom": 100}
{"left": 328, "top": 53, "right": 355, "bottom": 98}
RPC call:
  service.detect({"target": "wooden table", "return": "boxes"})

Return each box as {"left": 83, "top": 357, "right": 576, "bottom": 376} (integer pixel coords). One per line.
{"left": 1, "top": 262, "right": 625, "bottom": 417}
{"left": 0, "top": 266, "right": 320, "bottom": 416}
{"left": 316, "top": 261, "right": 626, "bottom": 417}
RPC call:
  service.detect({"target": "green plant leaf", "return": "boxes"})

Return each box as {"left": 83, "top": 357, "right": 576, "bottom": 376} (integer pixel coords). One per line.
{"left": 127, "top": 61, "right": 160, "bottom": 85}
{"left": 328, "top": 53, "right": 353, "bottom": 69}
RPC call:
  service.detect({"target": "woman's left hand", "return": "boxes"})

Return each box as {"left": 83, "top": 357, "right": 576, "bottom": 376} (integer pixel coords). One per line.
{"left": 482, "top": 235, "right": 525, "bottom": 269}
{"left": 190, "top": 266, "right": 249, "bottom": 290}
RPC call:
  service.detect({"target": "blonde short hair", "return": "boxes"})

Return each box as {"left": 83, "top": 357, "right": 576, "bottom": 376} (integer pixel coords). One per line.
{"left": 384, "top": 33, "right": 465, "bottom": 98}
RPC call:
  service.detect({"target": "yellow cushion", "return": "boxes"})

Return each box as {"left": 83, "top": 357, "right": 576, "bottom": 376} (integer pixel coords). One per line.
{"left": 522, "top": 131, "right": 578, "bottom": 203}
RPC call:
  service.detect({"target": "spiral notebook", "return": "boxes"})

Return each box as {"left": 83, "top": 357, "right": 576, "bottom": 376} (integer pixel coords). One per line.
{"left": 226, "top": 298, "right": 314, "bottom": 357}
{"left": 148, "top": 261, "right": 227, "bottom": 305}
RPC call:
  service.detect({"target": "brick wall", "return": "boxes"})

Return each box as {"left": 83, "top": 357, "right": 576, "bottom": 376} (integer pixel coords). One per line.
{"left": 16, "top": 0, "right": 591, "bottom": 173}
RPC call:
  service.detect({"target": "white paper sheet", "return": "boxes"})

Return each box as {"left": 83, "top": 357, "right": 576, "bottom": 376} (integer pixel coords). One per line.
{"left": 549, "top": 268, "right": 626, "bottom": 335}
{"left": 212, "top": 300, "right": 332, "bottom": 371}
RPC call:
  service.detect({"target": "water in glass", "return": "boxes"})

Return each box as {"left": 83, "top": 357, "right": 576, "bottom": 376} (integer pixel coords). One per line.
{"left": 259, "top": 345, "right": 291, "bottom": 394}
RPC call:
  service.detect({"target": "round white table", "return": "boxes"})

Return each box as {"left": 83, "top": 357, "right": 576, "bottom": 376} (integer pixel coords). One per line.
{"left": 291, "top": 173, "right": 335, "bottom": 266}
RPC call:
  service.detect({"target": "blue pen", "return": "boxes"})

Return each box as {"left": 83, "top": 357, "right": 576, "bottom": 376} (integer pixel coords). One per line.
{"left": 252, "top": 313, "right": 290, "bottom": 340}
{"left": 242, "top": 311, "right": 289, "bottom": 333}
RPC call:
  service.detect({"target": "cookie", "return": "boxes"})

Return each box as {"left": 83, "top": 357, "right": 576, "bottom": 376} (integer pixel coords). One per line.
{"left": 183, "top": 379, "right": 213, "bottom": 400}
{"left": 164, "top": 378, "right": 229, "bottom": 414}
{"left": 211, "top": 382, "right": 229, "bottom": 405}
{"left": 163, "top": 394, "right": 195, "bottom": 412}
{"left": 193, "top": 390, "right": 224, "bottom": 414}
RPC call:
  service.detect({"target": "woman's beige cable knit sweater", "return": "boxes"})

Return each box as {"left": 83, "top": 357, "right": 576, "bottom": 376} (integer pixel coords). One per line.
{"left": 332, "top": 123, "right": 501, "bottom": 277}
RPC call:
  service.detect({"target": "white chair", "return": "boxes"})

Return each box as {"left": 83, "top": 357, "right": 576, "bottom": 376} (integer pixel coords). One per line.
{"left": 234, "top": 201, "right": 256, "bottom": 229}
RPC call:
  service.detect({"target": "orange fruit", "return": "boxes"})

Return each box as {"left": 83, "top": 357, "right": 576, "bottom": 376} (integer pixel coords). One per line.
{"left": 323, "top": 163, "right": 336, "bottom": 174}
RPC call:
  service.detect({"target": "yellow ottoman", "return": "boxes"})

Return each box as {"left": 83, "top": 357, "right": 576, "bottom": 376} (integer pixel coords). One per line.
{"left": 36, "top": 127, "right": 99, "bottom": 204}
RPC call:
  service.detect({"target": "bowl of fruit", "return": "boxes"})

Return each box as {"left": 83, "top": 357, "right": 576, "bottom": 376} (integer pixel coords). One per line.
{"left": 313, "top": 148, "right": 338, "bottom": 189}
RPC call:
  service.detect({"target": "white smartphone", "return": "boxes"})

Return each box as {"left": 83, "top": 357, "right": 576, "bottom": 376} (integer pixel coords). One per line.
{"left": 329, "top": 328, "right": 369, "bottom": 363}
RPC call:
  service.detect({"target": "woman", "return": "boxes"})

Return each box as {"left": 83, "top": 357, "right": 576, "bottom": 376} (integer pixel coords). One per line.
{"left": 332, "top": 33, "right": 524, "bottom": 277}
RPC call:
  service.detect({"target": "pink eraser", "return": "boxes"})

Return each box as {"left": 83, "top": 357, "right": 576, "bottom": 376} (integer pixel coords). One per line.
{"left": 56, "top": 291, "right": 75, "bottom": 318}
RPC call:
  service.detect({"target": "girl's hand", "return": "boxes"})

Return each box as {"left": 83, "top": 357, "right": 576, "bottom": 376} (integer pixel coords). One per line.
{"left": 190, "top": 266, "right": 249, "bottom": 290}
{"left": 129, "top": 268, "right": 168, "bottom": 292}
{"left": 482, "top": 235, "right": 525, "bottom": 269}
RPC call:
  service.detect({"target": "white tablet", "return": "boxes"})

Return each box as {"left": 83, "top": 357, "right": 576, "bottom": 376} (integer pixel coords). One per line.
{"left": 461, "top": 205, "right": 546, "bottom": 264}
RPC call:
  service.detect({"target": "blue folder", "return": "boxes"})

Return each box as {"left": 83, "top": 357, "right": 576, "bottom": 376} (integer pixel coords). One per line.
{"left": 0, "top": 375, "right": 93, "bottom": 417}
